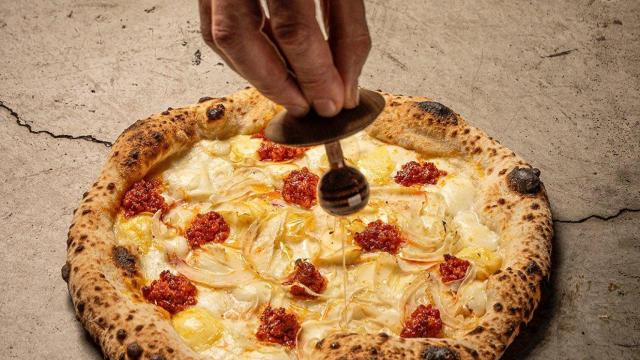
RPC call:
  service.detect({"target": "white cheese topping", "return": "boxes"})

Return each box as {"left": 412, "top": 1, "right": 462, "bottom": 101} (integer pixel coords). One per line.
{"left": 115, "top": 131, "right": 501, "bottom": 358}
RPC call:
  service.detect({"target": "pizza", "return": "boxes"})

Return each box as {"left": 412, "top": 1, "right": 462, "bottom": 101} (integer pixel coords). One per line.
{"left": 62, "top": 88, "right": 552, "bottom": 360}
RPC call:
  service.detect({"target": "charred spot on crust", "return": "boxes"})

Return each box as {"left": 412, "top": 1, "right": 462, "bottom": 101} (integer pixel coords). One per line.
{"left": 421, "top": 345, "right": 460, "bottom": 360}
{"left": 507, "top": 167, "right": 541, "bottom": 194}
{"left": 330, "top": 342, "right": 341, "bottom": 349}
{"left": 518, "top": 271, "right": 527, "bottom": 281}
{"left": 152, "top": 132, "right": 164, "bottom": 143}
{"left": 351, "top": 345, "right": 362, "bottom": 351}
{"left": 416, "top": 101, "right": 458, "bottom": 124}
{"left": 494, "top": 303, "right": 503, "bottom": 312}
{"left": 468, "top": 325, "right": 484, "bottom": 335}
{"left": 315, "top": 338, "right": 325, "bottom": 349}
{"left": 96, "top": 317, "right": 106, "bottom": 327}
{"left": 126, "top": 342, "right": 143, "bottom": 359}
{"left": 378, "top": 332, "right": 390, "bottom": 342}
{"left": 112, "top": 246, "right": 138, "bottom": 275}
{"left": 61, "top": 262, "right": 70, "bottom": 282}
{"left": 207, "top": 104, "right": 225, "bottom": 121}
{"left": 504, "top": 323, "right": 516, "bottom": 337}
{"left": 124, "top": 150, "right": 140, "bottom": 167}
{"left": 116, "top": 329, "right": 127, "bottom": 343}
{"left": 198, "top": 96, "right": 214, "bottom": 103}
{"left": 526, "top": 260, "right": 542, "bottom": 275}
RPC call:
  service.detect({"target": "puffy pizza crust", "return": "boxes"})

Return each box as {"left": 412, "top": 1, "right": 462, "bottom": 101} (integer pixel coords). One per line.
{"left": 63, "top": 88, "right": 552, "bottom": 360}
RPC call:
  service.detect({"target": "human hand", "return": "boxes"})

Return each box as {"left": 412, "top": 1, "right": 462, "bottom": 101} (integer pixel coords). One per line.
{"left": 199, "top": 0, "right": 371, "bottom": 117}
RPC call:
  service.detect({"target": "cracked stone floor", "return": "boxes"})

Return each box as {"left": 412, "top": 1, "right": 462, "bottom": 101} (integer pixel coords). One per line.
{"left": 1, "top": 0, "right": 639, "bottom": 359}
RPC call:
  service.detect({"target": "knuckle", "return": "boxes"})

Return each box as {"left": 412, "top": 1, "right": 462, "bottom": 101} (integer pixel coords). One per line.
{"left": 297, "top": 67, "right": 333, "bottom": 89}
{"left": 345, "top": 32, "right": 372, "bottom": 58}
{"left": 271, "top": 20, "right": 311, "bottom": 48}
{"left": 357, "top": 33, "right": 372, "bottom": 53}
{"left": 211, "top": 24, "right": 236, "bottom": 48}
{"left": 256, "top": 75, "right": 289, "bottom": 97}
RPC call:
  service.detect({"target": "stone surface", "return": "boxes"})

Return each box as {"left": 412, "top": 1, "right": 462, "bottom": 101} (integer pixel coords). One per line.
{"left": 504, "top": 213, "right": 640, "bottom": 359}
{"left": 0, "top": 0, "right": 638, "bottom": 359}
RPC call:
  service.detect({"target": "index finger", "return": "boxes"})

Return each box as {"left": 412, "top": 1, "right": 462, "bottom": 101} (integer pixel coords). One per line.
{"left": 210, "top": 0, "right": 310, "bottom": 116}
{"left": 267, "top": 0, "right": 345, "bottom": 117}
{"left": 327, "top": 0, "right": 371, "bottom": 109}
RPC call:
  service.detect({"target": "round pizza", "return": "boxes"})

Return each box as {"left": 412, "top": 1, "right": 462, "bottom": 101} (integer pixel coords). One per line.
{"left": 62, "top": 88, "right": 552, "bottom": 360}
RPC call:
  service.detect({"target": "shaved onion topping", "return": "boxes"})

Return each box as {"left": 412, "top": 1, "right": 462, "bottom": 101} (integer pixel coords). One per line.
{"left": 174, "top": 257, "right": 254, "bottom": 288}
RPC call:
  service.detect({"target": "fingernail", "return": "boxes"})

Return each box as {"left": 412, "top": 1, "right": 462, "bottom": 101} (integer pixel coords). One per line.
{"left": 287, "top": 104, "right": 308, "bottom": 117}
{"left": 313, "top": 99, "right": 338, "bottom": 117}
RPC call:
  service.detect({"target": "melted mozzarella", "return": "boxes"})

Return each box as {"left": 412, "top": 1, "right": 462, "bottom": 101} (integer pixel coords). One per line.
{"left": 229, "top": 135, "right": 262, "bottom": 163}
{"left": 456, "top": 247, "right": 502, "bottom": 280}
{"left": 457, "top": 281, "right": 488, "bottom": 316}
{"left": 140, "top": 247, "right": 169, "bottom": 281}
{"left": 453, "top": 210, "right": 499, "bottom": 250}
{"left": 115, "top": 214, "right": 153, "bottom": 253}
{"left": 172, "top": 307, "right": 224, "bottom": 351}
{"left": 162, "top": 145, "right": 234, "bottom": 201}
{"left": 295, "top": 145, "right": 327, "bottom": 174}
{"left": 438, "top": 176, "right": 476, "bottom": 215}
{"left": 357, "top": 146, "right": 395, "bottom": 185}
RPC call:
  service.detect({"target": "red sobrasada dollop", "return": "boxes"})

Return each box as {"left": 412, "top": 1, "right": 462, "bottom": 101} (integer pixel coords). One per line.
{"left": 142, "top": 270, "right": 197, "bottom": 314}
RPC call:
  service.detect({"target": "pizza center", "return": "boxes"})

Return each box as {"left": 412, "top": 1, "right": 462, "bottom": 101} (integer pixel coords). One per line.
{"left": 113, "top": 131, "right": 503, "bottom": 358}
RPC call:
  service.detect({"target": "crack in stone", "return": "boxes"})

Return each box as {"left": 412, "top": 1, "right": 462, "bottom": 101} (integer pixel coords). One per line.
{"left": 613, "top": 342, "right": 640, "bottom": 348}
{"left": 554, "top": 208, "right": 640, "bottom": 224}
{"left": 0, "top": 101, "right": 113, "bottom": 147}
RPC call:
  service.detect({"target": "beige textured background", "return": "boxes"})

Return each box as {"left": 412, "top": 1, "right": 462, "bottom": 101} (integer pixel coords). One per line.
{"left": 0, "top": 0, "right": 639, "bottom": 359}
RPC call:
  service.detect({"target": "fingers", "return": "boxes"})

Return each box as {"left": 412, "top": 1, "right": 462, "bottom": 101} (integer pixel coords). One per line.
{"left": 198, "top": 0, "right": 237, "bottom": 72}
{"left": 327, "top": 0, "right": 371, "bottom": 109}
{"left": 198, "top": 0, "right": 368, "bottom": 117}
{"left": 208, "top": 0, "right": 309, "bottom": 116}
{"left": 267, "top": 0, "right": 344, "bottom": 117}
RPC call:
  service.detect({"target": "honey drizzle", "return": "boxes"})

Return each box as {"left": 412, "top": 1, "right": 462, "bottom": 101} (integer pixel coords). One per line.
{"left": 332, "top": 216, "right": 349, "bottom": 329}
